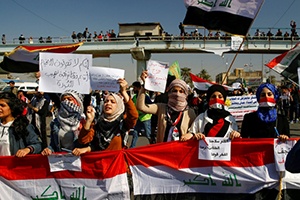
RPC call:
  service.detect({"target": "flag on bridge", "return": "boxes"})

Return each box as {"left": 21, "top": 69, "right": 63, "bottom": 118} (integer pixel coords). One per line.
{"left": 265, "top": 42, "right": 300, "bottom": 84}
{"left": 0, "top": 42, "right": 83, "bottom": 73}
{"left": 183, "top": 0, "right": 264, "bottom": 36}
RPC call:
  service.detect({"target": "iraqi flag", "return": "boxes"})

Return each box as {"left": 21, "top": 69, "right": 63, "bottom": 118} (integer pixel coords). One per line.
{"left": 0, "top": 150, "right": 130, "bottom": 199}
{"left": 265, "top": 42, "right": 300, "bottom": 84}
{"left": 125, "top": 139, "right": 285, "bottom": 199}
{"left": 183, "top": 0, "right": 264, "bottom": 36}
{"left": 0, "top": 42, "right": 83, "bottom": 73}
{"left": 190, "top": 72, "right": 233, "bottom": 91}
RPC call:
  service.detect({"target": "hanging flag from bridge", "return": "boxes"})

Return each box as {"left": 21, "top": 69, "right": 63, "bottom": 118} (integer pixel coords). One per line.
{"left": 183, "top": 0, "right": 264, "bottom": 36}
{"left": 265, "top": 42, "right": 300, "bottom": 84}
{"left": 0, "top": 42, "right": 83, "bottom": 73}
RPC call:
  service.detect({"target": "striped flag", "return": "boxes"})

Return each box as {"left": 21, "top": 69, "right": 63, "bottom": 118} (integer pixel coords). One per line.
{"left": 190, "top": 73, "right": 233, "bottom": 91}
{"left": 0, "top": 42, "right": 83, "bottom": 73}
{"left": 125, "top": 139, "right": 299, "bottom": 199}
{"left": 0, "top": 151, "right": 130, "bottom": 199}
{"left": 183, "top": 0, "right": 264, "bottom": 36}
{"left": 265, "top": 42, "right": 300, "bottom": 84}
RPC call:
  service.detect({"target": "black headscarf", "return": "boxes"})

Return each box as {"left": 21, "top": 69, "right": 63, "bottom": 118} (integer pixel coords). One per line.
{"left": 204, "top": 84, "right": 231, "bottom": 137}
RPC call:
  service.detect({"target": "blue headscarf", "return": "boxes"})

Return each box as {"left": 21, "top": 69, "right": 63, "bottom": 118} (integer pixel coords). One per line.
{"left": 256, "top": 83, "right": 279, "bottom": 123}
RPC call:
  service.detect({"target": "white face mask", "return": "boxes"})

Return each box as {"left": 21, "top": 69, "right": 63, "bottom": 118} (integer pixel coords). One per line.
{"left": 209, "top": 98, "right": 225, "bottom": 109}
{"left": 258, "top": 97, "right": 276, "bottom": 107}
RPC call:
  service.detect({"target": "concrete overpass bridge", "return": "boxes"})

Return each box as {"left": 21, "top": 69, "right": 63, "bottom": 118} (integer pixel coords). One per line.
{"left": 0, "top": 36, "right": 298, "bottom": 78}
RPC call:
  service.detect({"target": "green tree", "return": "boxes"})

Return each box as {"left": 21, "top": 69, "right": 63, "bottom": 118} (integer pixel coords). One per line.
{"left": 197, "top": 69, "right": 212, "bottom": 81}
{"left": 180, "top": 67, "right": 192, "bottom": 87}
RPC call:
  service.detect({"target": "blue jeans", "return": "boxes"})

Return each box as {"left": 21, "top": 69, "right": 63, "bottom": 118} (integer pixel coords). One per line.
{"left": 130, "top": 119, "right": 151, "bottom": 148}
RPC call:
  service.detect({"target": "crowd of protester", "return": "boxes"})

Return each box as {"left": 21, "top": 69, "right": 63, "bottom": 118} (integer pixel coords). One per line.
{"left": 1, "top": 68, "right": 297, "bottom": 158}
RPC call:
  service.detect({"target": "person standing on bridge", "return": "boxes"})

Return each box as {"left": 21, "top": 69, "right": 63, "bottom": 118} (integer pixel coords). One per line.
{"left": 241, "top": 83, "right": 290, "bottom": 141}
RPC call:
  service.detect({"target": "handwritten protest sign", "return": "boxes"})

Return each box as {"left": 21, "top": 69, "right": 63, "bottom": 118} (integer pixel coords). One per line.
{"left": 90, "top": 66, "right": 125, "bottom": 92}
{"left": 199, "top": 137, "right": 231, "bottom": 161}
{"left": 47, "top": 153, "right": 82, "bottom": 172}
{"left": 274, "top": 139, "right": 296, "bottom": 171}
{"left": 39, "top": 52, "right": 92, "bottom": 94}
{"left": 145, "top": 60, "right": 169, "bottom": 93}
{"left": 227, "top": 95, "right": 258, "bottom": 121}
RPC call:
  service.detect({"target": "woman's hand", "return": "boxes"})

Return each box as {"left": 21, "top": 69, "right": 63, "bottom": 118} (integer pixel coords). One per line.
{"left": 41, "top": 147, "right": 52, "bottom": 156}
{"left": 72, "top": 147, "right": 91, "bottom": 156}
{"left": 86, "top": 106, "right": 95, "bottom": 122}
{"left": 194, "top": 133, "right": 206, "bottom": 141}
{"left": 118, "top": 78, "right": 128, "bottom": 93}
{"left": 230, "top": 130, "right": 241, "bottom": 140}
{"left": 278, "top": 134, "right": 289, "bottom": 142}
{"left": 140, "top": 70, "right": 148, "bottom": 83}
{"left": 15, "top": 148, "right": 31, "bottom": 157}
{"left": 180, "top": 132, "right": 194, "bottom": 141}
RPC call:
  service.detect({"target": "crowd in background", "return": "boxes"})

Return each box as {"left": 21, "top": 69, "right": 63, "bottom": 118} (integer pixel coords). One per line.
{"left": 1, "top": 20, "right": 298, "bottom": 45}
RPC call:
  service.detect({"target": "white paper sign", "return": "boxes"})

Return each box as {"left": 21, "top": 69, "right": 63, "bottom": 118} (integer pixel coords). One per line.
{"left": 274, "top": 139, "right": 296, "bottom": 171}
{"left": 47, "top": 153, "right": 82, "bottom": 172}
{"left": 89, "top": 66, "right": 125, "bottom": 92}
{"left": 198, "top": 137, "right": 231, "bottom": 161}
{"left": 39, "top": 52, "right": 92, "bottom": 94}
{"left": 231, "top": 36, "right": 244, "bottom": 51}
{"left": 145, "top": 60, "right": 169, "bottom": 93}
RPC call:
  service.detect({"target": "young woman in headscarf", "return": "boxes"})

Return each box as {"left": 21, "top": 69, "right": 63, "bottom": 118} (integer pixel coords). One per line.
{"left": 136, "top": 70, "right": 196, "bottom": 143}
{"left": 0, "top": 92, "right": 42, "bottom": 157}
{"left": 182, "top": 84, "right": 241, "bottom": 141}
{"left": 241, "top": 82, "right": 290, "bottom": 141}
{"left": 74, "top": 78, "right": 138, "bottom": 155}
{"left": 41, "top": 90, "right": 87, "bottom": 156}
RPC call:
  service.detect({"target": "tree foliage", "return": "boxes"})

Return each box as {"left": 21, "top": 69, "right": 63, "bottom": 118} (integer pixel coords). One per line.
{"left": 197, "top": 69, "right": 212, "bottom": 81}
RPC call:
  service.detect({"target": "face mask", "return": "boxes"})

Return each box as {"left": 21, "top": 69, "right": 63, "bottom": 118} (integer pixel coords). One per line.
{"left": 258, "top": 97, "right": 276, "bottom": 107}
{"left": 209, "top": 98, "right": 224, "bottom": 109}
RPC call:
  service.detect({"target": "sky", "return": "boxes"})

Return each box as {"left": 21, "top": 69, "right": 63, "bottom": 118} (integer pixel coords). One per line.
{"left": 1, "top": 0, "right": 299, "bottom": 84}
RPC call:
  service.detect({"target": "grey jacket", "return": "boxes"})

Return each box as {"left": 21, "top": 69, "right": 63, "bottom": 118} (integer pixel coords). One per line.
{"left": 9, "top": 124, "right": 42, "bottom": 155}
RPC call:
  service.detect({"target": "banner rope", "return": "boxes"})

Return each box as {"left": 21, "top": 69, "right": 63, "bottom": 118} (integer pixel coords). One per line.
{"left": 276, "top": 171, "right": 284, "bottom": 200}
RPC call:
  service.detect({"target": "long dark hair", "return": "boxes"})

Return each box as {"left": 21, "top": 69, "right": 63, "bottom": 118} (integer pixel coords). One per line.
{"left": 0, "top": 92, "right": 29, "bottom": 140}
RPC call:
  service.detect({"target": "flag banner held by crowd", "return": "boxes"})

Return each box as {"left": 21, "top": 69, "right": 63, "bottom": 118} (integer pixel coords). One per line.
{"left": 125, "top": 139, "right": 300, "bottom": 199}
{"left": 227, "top": 95, "right": 258, "bottom": 121}
{"left": 90, "top": 66, "right": 125, "bottom": 92}
{"left": 183, "top": 0, "right": 264, "bottom": 36}
{"left": 190, "top": 73, "right": 233, "bottom": 91}
{"left": 39, "top": 52, "right": 92, "bottom": 94}
{"left": 266, "top": 42, "right": 300, "bottom": 84}
{"left": 1, "top": 139, "right": 300, "bottom": 199}
{"left": 0, "top": 42, "right": 83, "bottom": 73}
{"left": 0, "top": 150, "right": 130, "bottom": 199}
{"left": 145, "top": 60, "right": 169, "bottom": 93}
